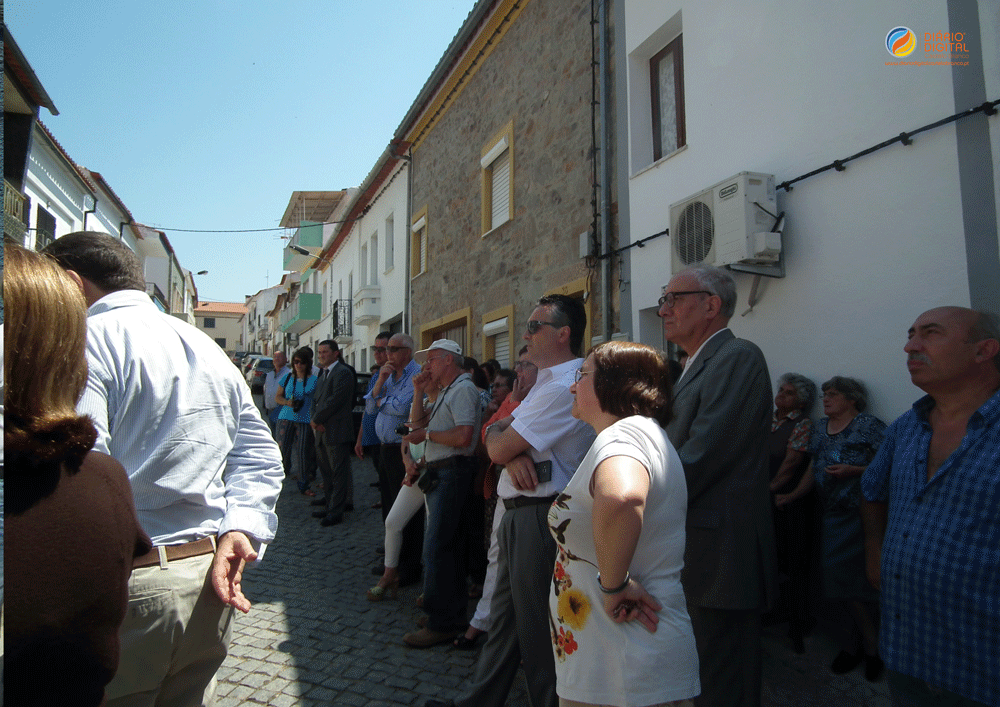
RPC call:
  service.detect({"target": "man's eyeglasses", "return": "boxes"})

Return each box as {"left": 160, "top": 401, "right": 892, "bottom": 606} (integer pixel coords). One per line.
{"left": 425, "top": 355, "right": 446, "bottom": 364}
{"left": 574, "top": 368, "right": 594, "bottom": 383}
{"left": 372, "top": 346, "right": 387, "bottom": 354}
{"left": 526, "top": 320, "right": 562, "bottom": 335}
{"left": 387, "top": 346, "right": 409, "bottom": 353}
{"left": 657, "top": 290, "right": 713, "bottom": 308}
{"left": 514, "top": 361, "right": 536, "bottom": 371}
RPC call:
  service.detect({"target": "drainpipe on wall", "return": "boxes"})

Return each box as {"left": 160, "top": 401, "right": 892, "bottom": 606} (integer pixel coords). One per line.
{"left": 403, "top": 150, "right": 413, "bottom": 335}
{"left": 599, "top": 0, "right": 613, "bottom": 341}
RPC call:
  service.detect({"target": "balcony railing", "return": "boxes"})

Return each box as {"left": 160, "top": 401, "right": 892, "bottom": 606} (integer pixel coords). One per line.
{"left": 283, "top": 220, "right": 324, "bottom": 271}
{"left": 332, "top": 299, "right": 352, "bottom": 345}
{"left": 4, "top": 180, "right": 28, "bottom": 242}
{"left": 353, "top": 285, "right": 381, "bottom": 326}
{"left": 280, "top": 292, "right": 322, "bottom": 334}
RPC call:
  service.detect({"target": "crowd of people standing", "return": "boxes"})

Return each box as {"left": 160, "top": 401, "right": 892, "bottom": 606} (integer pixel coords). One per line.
{"left": 5, "top": 231, "right": 998, "bottom": 707}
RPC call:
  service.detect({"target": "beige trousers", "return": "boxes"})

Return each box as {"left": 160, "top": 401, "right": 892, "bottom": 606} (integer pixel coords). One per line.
{"left": 105, "top": 552, "right": 234, "bottom": 707}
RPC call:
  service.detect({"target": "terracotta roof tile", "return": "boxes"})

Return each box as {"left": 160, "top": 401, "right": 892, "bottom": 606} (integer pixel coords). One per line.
{"left": 195, "top": 301, "right": 247, "bottom": 314}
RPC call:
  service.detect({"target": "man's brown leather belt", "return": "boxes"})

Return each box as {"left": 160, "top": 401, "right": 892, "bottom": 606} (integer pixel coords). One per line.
{"left": 503, "top": 495, "right": 557, "bottom": 511}
{"left": 133, "top": 536, "right": 217, "bottom": 569}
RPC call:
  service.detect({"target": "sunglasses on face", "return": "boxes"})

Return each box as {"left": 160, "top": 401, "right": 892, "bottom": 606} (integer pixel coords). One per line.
{"left": 525, "top": 320, "right": 561, "bottom": 335}
{"left": 387, "top": 346, "right": 409, "bottom": 353}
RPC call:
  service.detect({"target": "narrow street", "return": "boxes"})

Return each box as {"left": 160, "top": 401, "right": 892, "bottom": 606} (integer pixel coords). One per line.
{"left": 214, "top": 456, "right": 891, "bottom": 707}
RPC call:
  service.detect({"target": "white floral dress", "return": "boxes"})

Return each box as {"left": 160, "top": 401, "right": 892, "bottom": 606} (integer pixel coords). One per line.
{"left": 548, "top": 416, "right": 700, "bottom": 707}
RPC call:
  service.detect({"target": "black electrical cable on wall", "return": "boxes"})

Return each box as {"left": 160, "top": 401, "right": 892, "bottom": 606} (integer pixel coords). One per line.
{"left": 596, "top": 97, "right": 999, "bottom": 260}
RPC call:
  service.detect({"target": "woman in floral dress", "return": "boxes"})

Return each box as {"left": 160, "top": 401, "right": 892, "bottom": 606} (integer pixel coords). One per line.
{"left": 548, "top": 341, "right": 699, "bottom": 707}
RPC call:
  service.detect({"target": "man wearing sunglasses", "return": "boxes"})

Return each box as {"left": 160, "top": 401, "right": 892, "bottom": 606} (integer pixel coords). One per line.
{"left": 659, "top": 265, "right": 775, "bottom": 707}
{"left": 427, "top": 295, "right": 594, "bottom": 707}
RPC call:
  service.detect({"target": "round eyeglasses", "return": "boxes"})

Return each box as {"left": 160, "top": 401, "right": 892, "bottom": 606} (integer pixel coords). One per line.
{"left": 657, "top": 290, "right": 712, "bottom": 308}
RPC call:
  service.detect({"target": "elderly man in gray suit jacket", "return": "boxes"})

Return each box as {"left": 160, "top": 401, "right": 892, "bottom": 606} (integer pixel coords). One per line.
{"left": 311, "top": 339, "right": 357, "bottom": 527}
{"left": 659, "top": 265, "right": 776, "bottom": 707}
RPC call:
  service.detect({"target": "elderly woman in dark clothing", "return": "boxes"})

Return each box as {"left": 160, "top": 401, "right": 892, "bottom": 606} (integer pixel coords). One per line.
{"left": 4, "top": 243, "right": 151, "bottom": 707}
{"left": 777, "top": 376, "right": 886, "bottom": 681}
{"left": 768, "top": 373, "right": 817, "bottom": 653}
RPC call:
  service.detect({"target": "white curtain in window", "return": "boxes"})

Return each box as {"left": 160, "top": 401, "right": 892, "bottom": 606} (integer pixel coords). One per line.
{"left": 657, "top": 54, "right": 678, "bottom": 155}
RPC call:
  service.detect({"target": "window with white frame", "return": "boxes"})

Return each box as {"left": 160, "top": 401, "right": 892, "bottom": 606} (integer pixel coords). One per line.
{"left": 483, "top": 317, "right": 511, "bottom": 368}
{"left": 481, "top": 123, "right": 513, "bottom": 234}
{"left": 370, "top": 234, "right": 378, "bottom": 286}
{"left": 411, "top": 210, "right": 428, "bottom": 278}
{"left": 384, "top": 214, "right": 394, "bottom": 271}
{"left": 650, "top": 34, "right": 685, "bottom": 161}
{"left": 360, "top": 243, "right": 368, "bottom": 286}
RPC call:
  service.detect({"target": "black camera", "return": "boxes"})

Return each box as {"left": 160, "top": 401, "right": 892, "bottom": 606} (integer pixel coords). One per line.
{"left": 292, "top": 399, "right": 304, "bottom": 413}
{"left": 395, "top": 423, "right": 411, "bottom": 437}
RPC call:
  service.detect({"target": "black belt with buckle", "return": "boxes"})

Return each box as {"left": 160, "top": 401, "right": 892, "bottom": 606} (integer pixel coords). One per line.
{"left": 503, "top": 495, "right": 558, "bottom": 511}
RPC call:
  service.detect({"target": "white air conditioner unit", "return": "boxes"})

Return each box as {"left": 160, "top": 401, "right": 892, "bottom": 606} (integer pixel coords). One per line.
{"left": 669, "top": 172, "right": 780, "bottom": 273}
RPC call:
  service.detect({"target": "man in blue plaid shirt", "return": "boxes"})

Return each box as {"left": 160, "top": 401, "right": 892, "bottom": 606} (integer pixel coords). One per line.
{"left": 861, "top": 306, "right": 999, "bottom": 707}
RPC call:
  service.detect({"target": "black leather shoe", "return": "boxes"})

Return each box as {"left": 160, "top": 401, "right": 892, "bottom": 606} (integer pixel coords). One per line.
{"left": 830, "top": 650, "right": 863, "bottom": 674}
{"left": 312, "top": 510, "right": 327, "bottom": 518}
{"left": 320, "top": 513, "right": 343, "bottom": 527}
{"left": 310, "top": 499, "right": 326, "bottom": 507}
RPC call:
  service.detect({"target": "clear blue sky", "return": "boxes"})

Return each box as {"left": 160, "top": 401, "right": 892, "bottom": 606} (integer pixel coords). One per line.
{"left": 5, "top": 1, "right": 474, "bottom": 302}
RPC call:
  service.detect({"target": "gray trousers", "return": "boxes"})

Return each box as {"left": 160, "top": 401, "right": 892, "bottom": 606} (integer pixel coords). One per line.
{"left": 687, "top": 605, "right": 762, "bottom": 707}
{"left": 455, "top": 502, "right": 557, "bottom": 707}
{"left": 316, "top": 436, "right": 352, "bottom": 517}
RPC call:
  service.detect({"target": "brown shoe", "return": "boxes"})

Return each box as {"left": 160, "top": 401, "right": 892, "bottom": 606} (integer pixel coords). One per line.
{"left": 403, "top": 627, "right": 459, "bottom": 648}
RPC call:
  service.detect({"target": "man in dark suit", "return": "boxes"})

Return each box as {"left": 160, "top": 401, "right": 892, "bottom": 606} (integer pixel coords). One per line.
{"left": 311, "top": 339, "right": 357, "bottom": 527}
{"left": 659, "top": 265, "right": 776, "bottom": 707}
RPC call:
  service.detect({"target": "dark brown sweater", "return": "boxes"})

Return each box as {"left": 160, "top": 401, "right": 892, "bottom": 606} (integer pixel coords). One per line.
{"left": 4, "top": 449, "right": 151, "bottom": 706}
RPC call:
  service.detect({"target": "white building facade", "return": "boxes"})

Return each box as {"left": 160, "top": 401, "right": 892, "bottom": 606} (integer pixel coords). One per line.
{"left": 620, "top": 0, "right": 1000, "bottom": 420}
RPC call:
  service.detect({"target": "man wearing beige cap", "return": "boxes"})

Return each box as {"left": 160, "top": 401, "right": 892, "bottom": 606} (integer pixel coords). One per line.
{"left": 402, "top": 339, "right": 483, "bottom": 647}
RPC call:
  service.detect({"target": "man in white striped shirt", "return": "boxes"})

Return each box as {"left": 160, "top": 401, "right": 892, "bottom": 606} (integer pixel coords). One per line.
{"left": 46, "top": 232, "right": 284, "bottom": 707}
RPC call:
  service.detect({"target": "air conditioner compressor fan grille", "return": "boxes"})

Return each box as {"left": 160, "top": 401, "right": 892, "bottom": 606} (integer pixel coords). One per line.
{"left": 675, "top": 201, "right": 714, "bottom": 265}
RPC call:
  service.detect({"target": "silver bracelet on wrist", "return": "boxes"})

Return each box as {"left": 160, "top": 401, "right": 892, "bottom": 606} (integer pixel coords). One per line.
{"left": 597, "top": 572, "right": 630, "bottom": 594}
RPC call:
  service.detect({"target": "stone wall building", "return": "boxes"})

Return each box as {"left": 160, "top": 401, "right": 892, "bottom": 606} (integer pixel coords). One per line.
{"left": 395, "top": 0, "right": 619, "bottom": 365}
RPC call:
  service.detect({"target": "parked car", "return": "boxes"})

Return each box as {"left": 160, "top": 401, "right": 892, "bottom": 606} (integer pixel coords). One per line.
{"left": 242, "top": 352, "right": 264, "bottom": 374}
{"left": 231, "top": 351, "right": 248, "bottom": 366}
{"left": 246, "top": 357, "right": 274, "bottom": 392}
{"left": 353, "top": 372, "right": 371, "bottom": 436}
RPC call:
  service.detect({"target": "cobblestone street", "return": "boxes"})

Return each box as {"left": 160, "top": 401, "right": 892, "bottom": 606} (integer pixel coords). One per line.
{"left": 214, "top": 457, "right": 891, "bottom": 707}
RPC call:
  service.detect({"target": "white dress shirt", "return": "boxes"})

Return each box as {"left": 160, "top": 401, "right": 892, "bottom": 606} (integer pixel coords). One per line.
{"left": 497, "top": 357, "right": 595, "bottom": 499}
{"left": 79, "top": 290, "right": 283, "bottom": 546}
{"left": 264, "top": 363, "right": 291, "bottom": 411}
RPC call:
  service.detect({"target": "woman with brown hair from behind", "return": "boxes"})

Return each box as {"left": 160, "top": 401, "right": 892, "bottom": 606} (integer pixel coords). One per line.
{"left": 3, "top": 242, "right": 151, "bottom": 707}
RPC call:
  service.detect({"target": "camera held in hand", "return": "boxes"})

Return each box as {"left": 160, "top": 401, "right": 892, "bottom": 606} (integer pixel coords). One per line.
{"left": 395, "top": 422, "right": 411, "bottom": 437}
{"left": 292, "top": 398, "right": 304, "bottom": 413}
